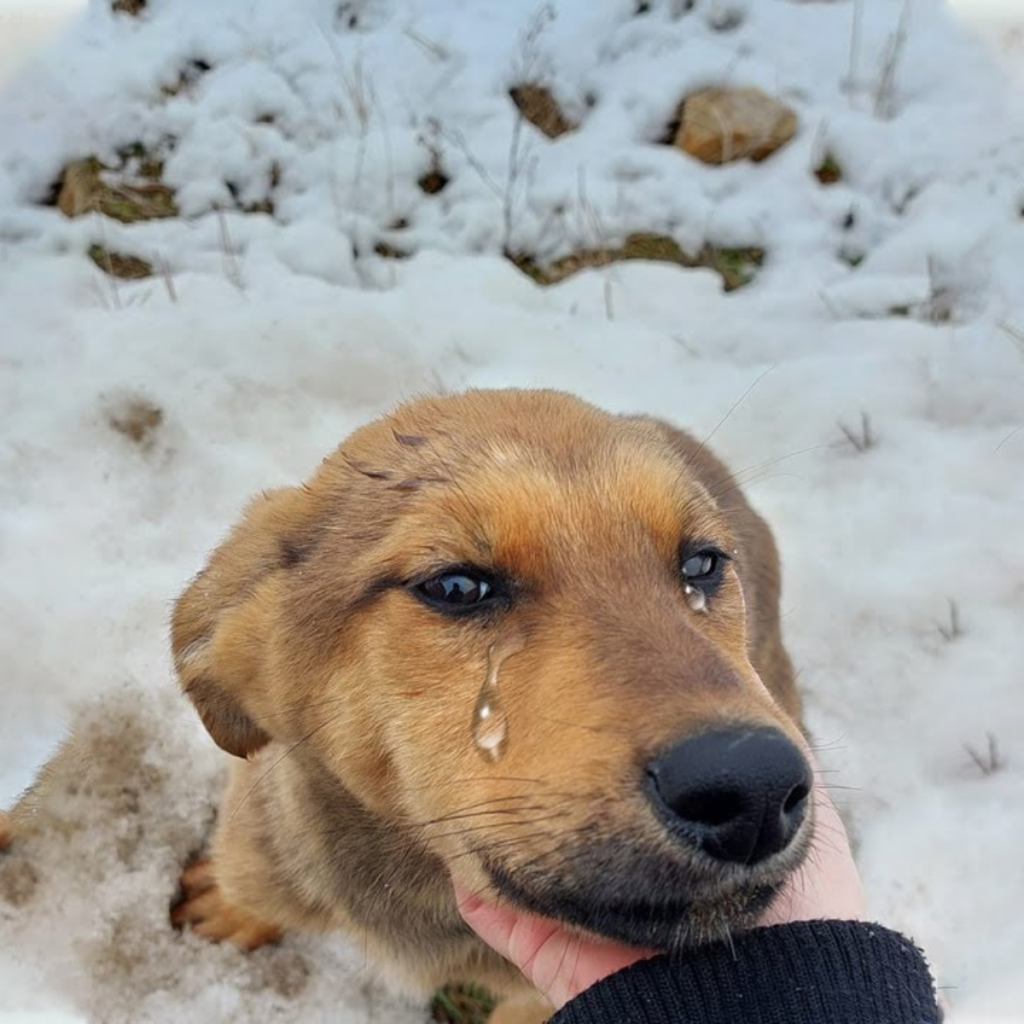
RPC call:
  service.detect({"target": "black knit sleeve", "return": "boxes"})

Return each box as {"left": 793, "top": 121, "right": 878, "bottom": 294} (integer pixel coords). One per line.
{"left": 550, "top": 921, "right": 941, "bottom": 1024}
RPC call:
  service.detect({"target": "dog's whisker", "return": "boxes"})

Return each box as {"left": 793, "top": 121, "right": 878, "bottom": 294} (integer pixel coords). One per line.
{"left": 409, "top": 794, "right": 542, "bottom": 821}
{"left": 408, "top": 815, "right": 566, "bottom": 845}
{"left": 717, "top": 443, "right": 831, "bottom": 487}
{"left": 399, "top": 776, "right": 556, "bottom": 790}
{"left": 444, "top": 831, "right": 560, "bottom": 864}
{"left": 534, "top": 713, "right": 630, "bottom": 737}
{"left": 698, "top": 443, "right": 831, "bottom": 509}
{"left": 809, "top": 819, "right": 851, "bottom": 844}
{"left": 227, "top": 712, "right": 347, "bottom": 824}
{"left": 257, "top": 695, "right": 351, "bottom": 721}
{"left": 684, "top": 365, "right": 778, "bottom": 475}
{"left": 720, "top": 918, "right": 737, "bottom": 959}
{"left": 421, "top": 814, "right": 566, "bottom": 843}
{"left": 807, "top": 737, "right": 850, "bottom": 753}
{"left": 316, "top": 806, "right": 565, "bottom": 845}
{"left": 403, "top": 796, "right": 574, "bottom": 828}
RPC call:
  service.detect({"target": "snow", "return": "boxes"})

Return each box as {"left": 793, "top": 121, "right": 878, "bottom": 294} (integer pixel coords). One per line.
{"left": 0, "top": 0, "right": 1022, "bottom": 1021}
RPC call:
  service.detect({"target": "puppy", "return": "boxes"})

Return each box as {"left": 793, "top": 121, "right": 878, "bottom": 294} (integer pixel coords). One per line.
{"left": 170, "top": 389, "right": 810, "bottom": 1023}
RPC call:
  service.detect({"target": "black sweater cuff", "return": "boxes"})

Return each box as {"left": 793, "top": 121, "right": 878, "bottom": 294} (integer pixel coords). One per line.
{"left": 551, "top": 921, "right": 940, "bottom": 1024}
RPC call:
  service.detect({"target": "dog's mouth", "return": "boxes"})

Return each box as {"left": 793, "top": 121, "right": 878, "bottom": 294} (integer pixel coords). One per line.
{"left": 479, "top": 835, "right": 805, "bottom": 949}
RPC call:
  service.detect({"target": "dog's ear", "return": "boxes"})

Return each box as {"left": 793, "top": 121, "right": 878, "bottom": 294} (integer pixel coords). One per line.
{"left": 171, "top": 486, "right": 320, "bottom": 758}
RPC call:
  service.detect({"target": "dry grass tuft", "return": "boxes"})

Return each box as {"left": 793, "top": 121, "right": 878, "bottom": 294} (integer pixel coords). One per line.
{"left": 430, "top": 982, "right": 496, "bottom": 1024}
{"left": 55, "top": 157, "right": 176, "bottom": 223}
{"left": 508, "top": 233, "right": 763, "bottom": 292}
{"left": 88, "top": 245, "right": 154, "bottom": 280}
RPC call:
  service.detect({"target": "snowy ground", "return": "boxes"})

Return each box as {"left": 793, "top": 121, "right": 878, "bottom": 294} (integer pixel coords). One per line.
{"left": 1, "top": 0, "right": 1023, "bottom": 1021}
{"left": 0, "top": 1, "right": 82, "bottom": 89}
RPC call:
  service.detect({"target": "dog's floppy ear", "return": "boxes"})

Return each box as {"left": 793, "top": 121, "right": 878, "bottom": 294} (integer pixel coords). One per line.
{"left": 171, "top": 486, "right": 320, "bottom": 758}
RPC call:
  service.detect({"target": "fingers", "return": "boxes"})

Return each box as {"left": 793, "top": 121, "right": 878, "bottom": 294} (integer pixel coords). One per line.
{"left": 454, "top": 883, "right": 520, "bottom": 961}
{"left": 736, "top": 681, "right": 866, "bottom": 927}
{"left": 453, "top": 881, "right": 652, "bottom": 1010}
{"left": 758, "top": 754, "right": 866, "bottom": 927}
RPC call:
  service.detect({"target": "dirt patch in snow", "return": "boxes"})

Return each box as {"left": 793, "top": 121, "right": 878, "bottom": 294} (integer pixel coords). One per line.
{"left": 0, "top": 685, "right": 421, "bottom": 1023}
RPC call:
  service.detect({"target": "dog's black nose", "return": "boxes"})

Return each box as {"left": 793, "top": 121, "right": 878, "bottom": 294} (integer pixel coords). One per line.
{"left": 646, "top": 727, "right": 811, "bottom": 865}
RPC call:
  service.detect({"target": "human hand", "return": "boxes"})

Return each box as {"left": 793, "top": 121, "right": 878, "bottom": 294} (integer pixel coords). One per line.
{"left": 454, "top": 753, "right": 863, "bottom": 1011}
{"left": 453, "top": 882, "right": 654, "bottom": 1011}
{"left": 757, "top": 762, "right": 865, "bottom": 926}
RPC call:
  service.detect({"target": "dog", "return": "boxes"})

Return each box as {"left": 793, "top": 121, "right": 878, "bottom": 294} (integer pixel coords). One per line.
{"left": 169, "top": 388, "right": 811, "bottom": 1023}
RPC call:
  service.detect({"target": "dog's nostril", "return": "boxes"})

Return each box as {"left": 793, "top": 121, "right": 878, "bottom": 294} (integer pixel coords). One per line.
{"left": 783, "top": 783, "right": 810, "bottom": 816}
{"left": 672, "top": 789, "right": 745, "bottom": 828}
{"left": 646, "top": 726, "right": 812, "bottom": 866}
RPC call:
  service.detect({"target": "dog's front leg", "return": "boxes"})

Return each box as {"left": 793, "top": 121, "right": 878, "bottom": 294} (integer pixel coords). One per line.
{"left": 171, "top": 756, "right": 329, "bottom": 951}
{"left": 170, "top": 855, "right": 282, "bottom": 950}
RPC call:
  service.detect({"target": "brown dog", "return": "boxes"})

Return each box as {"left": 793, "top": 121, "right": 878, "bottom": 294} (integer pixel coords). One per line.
{"left": 170, "top": 389, "right": 810, "bottom": 1023}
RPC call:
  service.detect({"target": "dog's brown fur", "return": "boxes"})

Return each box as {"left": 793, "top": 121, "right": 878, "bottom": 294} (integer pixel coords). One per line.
{"left": 170, "top": 389, "right": 807, "bottom": 1022}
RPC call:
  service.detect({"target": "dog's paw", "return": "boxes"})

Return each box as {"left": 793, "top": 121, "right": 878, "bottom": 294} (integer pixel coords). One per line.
{"left": 171, "top": 858, "right": 282, "bottom": 951}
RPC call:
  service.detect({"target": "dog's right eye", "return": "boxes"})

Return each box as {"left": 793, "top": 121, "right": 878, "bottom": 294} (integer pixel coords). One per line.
{"left": 414, "top": 572, "right": 495, "bottom": 612}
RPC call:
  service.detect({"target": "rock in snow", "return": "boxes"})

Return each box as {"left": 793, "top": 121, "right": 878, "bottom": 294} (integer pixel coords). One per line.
{"left": 675, "top": 87, "right": 798, "bottom": 164}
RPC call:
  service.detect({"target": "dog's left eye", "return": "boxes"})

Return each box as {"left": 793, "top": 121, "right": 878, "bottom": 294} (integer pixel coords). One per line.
{"left": 414, "top": 572, "right": 493, "bottom": 610}
{"left": 682, "top": 552, "right": 719, "bottom": 580}
{"left": 679, "top": 546, "right": 729, "bottom": 593}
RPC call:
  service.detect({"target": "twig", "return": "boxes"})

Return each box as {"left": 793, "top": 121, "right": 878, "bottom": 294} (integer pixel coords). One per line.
{"left": 216, "top": 210, "right": 245, "bottom": 291}
{"left": 574, "top": 166, "right": 609, "bottom": 253}
{"left": 435, "top": 121, "right": 503, "bottom": 200}
{"left": 994, "top": 424, "right": 1023, "bottom": 454}
{"left": 503, "top": 114, "right": 525, "bottom": 253}
{"left": 874, "top": 0, "right": 912, "bottom": 120}
{"left": 936, "top": 599, "right": 963, "bottom": 642}
{"left": 838, "top": 412, "right": 876, "bottom": 452}
{"left": 94, "top": 216, "right": 121, "bottom": 310}
{"left": 997, "top": 320, "right": 1024, "bottom": 353}
{"left": 402, "top": 27, "right": 449, "bottom": 62}
{"left": 512, "top": 4, "right": 555, "bottom": 83}
{"left": 845, "top": 0, "right": 865, "bottom": 103}
{"left": 965, "top": 734, "right": 1005, "bottom": 776}
{"left": 155, "top": 254, "right": 178, "bottom": 303}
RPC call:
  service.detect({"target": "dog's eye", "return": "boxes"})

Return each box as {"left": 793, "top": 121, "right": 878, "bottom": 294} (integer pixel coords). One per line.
{"left": 679, "top": 546, "right": 730, "bottom": 597}
{"left": 415, "top": 572, "right": 493, "bottom": 610}
{"left": 682, "top": 552, "right": 719, "bottom": 580}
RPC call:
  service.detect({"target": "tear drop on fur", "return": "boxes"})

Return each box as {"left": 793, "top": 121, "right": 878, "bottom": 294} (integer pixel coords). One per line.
{"left": 471, "top": 692, "right": 507, "bottom": 762}
{"left": 471, "top": 644, "right": 518, "bottom": 762}
{"left": 685, "top": 584, "right": 707, "bottom": 613}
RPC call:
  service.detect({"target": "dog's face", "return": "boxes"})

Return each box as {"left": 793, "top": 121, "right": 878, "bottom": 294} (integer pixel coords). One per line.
{"left": 173, "top": 389, "right": 811, "bottom": 949}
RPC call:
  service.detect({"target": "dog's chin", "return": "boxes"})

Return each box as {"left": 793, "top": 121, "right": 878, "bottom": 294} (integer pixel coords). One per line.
{"left": 481, "top": 848, "right": 795, "bottom": 949}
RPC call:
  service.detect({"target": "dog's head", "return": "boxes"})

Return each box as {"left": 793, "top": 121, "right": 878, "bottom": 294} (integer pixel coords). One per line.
{"left": 172, "top": 389, "right": 811, "bottom": 948}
